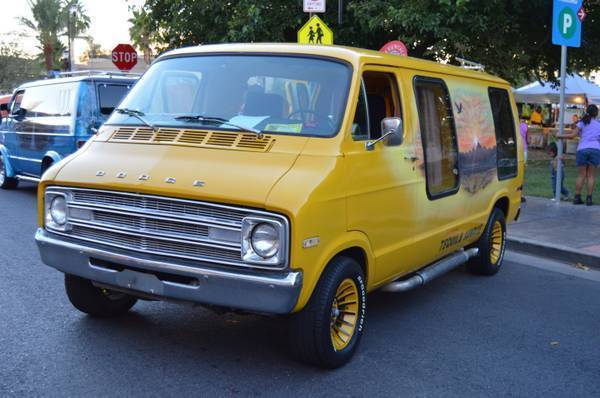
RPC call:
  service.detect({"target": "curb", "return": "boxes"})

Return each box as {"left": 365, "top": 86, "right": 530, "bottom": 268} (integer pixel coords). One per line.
{"left": 507, "top": 236, "right": 600, "bottom": 270}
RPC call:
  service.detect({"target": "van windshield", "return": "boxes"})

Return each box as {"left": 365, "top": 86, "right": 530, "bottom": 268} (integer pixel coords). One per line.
{"left": 106, "top": 55, "right": 352, "bottom": 137}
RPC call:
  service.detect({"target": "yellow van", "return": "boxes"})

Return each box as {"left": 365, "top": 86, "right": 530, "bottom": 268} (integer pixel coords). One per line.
{"left": 35, "top": 44, "right": 523, "bottom": 368}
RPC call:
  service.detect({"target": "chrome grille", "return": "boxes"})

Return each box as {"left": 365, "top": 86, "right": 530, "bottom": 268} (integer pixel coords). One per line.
{"left": 47, "top": 187, "right": 288, "bottom": 269}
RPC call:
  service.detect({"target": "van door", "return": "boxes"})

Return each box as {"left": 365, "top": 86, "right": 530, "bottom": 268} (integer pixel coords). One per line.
{"left": 343, "top": 66, "right": 434, "bottom": 285}
{"left": 2, "top": 90, "right": 24, "bottom": 173}
{"left": 16, "top": 83, "right": 78, "bottom": 176}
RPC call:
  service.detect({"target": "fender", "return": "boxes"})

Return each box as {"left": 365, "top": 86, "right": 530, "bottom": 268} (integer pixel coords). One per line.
{"left": 293, "top": 230, "right": 375, "bottom": 311}
{"left": 0, "top": 145, "right": 16, "bottom": 177}
{"left": 42, "top": 151, "right": 62, "bottom": 166}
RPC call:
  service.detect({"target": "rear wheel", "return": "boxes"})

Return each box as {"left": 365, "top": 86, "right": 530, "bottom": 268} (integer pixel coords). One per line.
{"left": 288, "top": 256, "right": 366, "bottom": 368}
{"left": 0, "top": 157, "right": 18, "bottom": 189}
{"left": 65, "top": 274, "right": 137, "bottom": 317}
{"left": 467, "top": 208, "right": 506, "bottom": 275}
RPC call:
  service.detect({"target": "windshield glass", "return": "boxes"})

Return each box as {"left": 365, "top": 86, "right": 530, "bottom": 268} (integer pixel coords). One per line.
{"left": 106, "top": 55, "right": 352, "bottom": 137}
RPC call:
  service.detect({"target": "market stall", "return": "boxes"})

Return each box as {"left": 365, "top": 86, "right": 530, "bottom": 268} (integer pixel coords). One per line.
{"left": 514, "top": 74, "right": 600, "bottom": 152}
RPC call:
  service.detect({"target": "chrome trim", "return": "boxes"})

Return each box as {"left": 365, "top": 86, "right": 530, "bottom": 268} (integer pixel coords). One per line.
{"left": 66, "top": 220, "right": 241, "bottom": 250}
{"left": 16, "top": 175, "right": 41, "bottom": 183}
{"left": 68, "top": 197, "right": 243, "bottom": 229}
{"left": 45, "top": 186, "right": 290, "bottom": 270}
{"left": 10, "top": 155, "right": 42, "bottom": 163}
{"left": 165, "top": 177, "right": 176, "bottom": 184}
{"left": 35, "top": 228, "right": 302, "bottom": 314}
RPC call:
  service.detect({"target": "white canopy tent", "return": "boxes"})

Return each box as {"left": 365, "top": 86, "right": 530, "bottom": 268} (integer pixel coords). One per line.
{"left": 514, "top": 74, "right": 600, "bottom": 105}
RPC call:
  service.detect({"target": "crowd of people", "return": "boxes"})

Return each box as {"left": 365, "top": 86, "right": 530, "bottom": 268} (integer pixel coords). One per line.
{"left": 521, "top": 104, "right": 600, "bottom": 206}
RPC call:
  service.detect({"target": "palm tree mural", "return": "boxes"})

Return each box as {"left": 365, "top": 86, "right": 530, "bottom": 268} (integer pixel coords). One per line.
{"left": 19, "top": 0, "right": 90, "bottom": 71}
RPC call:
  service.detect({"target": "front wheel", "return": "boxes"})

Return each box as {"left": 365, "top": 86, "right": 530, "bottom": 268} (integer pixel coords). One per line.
{"left": 288, "top": 256, "right": 366, "bottom": 368}
{"left": 65, "top": 274, "right": 137, "bottom": 317}
{"left": 467, "top": 208, "right": 507, "bottom": 275}
{"left": 0, "top": 157, "right": 18, "bottom": 189}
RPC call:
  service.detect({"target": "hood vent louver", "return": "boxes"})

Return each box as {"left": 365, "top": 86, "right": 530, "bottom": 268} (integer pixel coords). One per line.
{"left": 109, "top": 127, "right": 274, "bottom": 152}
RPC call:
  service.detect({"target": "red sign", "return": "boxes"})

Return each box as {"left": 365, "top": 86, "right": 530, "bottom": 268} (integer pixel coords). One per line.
{"left": 577, "top": 6, "right": 586, "bottom": 22}
{"left": 380, "top": 40, "right": 408, "bottom": 56}
{"left": 112, "top": 44, "right": 138, "bottom": 71}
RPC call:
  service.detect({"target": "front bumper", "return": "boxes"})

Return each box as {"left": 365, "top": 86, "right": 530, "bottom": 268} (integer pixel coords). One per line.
{"left": 35, "top": 228, "right": 302, "bottom": 314}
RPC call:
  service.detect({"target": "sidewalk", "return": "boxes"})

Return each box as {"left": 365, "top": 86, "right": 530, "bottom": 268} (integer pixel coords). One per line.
{"left": 507, "top": 196, "right": 600, "bottom": 269}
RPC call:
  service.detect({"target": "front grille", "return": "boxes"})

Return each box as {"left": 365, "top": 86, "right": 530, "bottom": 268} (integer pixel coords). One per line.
{"left": 49, "top": 187, "right": 287, "bottom": 269}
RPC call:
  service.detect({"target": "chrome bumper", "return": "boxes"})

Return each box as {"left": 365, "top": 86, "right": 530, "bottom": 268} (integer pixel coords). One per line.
{"left": 35, "top": 228, "right": 302, "bottom": 314}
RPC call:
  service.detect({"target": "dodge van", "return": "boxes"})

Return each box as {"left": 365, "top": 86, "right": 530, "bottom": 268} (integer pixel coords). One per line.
{"left": 35, "top": 44, "right": 523, "bottom": 368}
{"left": 0, "top": 72, "right": 136, "bottom": 188}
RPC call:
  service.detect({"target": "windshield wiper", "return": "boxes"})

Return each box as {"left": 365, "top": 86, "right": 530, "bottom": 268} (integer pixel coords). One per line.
{"left": 116, "top": 108, "right": 157, "bottom": 132}
{"left": 174, "top": 115, "right": 264, "bottom": 138}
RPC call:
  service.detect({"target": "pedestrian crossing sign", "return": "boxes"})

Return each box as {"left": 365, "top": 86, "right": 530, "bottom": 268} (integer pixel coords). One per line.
{"left": 298, "top": 15, "right": 333, "bottom": 45}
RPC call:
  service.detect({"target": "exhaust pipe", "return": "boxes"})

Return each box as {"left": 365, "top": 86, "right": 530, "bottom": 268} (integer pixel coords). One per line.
{"left": 381, "top": 248, "right": 479, "bottom": 293}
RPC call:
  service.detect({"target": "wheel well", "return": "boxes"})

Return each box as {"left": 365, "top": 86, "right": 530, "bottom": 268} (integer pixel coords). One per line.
{"left": 335, "top": 247, "right": 368, "bottom": 282}
{"left": 494, "top": 196, "right": 509, "bottom": 217}
{"left": 41, "top": 157, "right": 54, "bottom": 174}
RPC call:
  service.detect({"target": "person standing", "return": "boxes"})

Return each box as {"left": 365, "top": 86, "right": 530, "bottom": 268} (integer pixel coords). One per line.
{"left": 559, "top": 104, "right": 600, "bottom": 205}
{"left": 520, "top": 116, "right": 529, "bottom": 203}
{"left": 529, "top": 106, "right": 544, "bottom": 126}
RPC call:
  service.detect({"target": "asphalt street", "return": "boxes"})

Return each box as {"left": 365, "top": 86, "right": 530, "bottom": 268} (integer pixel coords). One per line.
{"left": 1, "top": 184, "right": 599, "bottom": 397}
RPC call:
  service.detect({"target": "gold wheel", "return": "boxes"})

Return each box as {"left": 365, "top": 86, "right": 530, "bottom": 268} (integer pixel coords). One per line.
{"left": 330, "top": 278, "right": 359, "bottom": 351}
{"left": 489, "top": 220, "right": 504, "bottom": 265}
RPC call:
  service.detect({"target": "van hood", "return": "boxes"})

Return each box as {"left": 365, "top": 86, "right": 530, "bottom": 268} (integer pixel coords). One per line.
{"left": 51, "top": 140, "right": 307, "bottom": 208}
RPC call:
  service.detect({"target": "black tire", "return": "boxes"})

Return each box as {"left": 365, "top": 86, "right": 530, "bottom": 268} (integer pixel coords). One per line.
{"left": 65, "top": 274, "right": 137, "bottom": 317}
{"left": 467, "top": 208, "right": 507, "bottom": 276}
{"left": 0, "top": 157, "right": 18, "bottom": 189}
{"left": 288, "top": 256, "right": 366, "bottom": 369}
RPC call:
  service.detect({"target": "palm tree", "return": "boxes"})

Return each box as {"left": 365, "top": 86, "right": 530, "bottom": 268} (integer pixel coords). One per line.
{"left": 19, "top": 0, "right": 63, "bottom": 71}
{"left": 19, "top": 0, "right": 90, "bottom": 71}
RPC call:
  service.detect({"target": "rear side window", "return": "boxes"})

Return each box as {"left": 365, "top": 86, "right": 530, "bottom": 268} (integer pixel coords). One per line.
{"left": 488, "top": 88, "right": 517, "bottom": 179}
{"left": 414, "top": 77, "right": 459, "bottom": 199}
{"left": 98, "top": 84, "right": 131, "bottom": 115}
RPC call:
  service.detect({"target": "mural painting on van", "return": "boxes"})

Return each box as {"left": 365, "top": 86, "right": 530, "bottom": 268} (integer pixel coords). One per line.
{"left": 453, "top": 88, "right": 498, "bottom": 194}
{"left": 407, "top": 86, "right": 498, "bottom": 194}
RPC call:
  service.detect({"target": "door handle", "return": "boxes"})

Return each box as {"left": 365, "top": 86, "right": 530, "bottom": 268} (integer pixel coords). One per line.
{"left": 404, "top": 156, "right": 419, "bottom": 162}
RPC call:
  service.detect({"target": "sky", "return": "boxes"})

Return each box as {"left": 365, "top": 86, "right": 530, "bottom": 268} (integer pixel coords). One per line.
{"left": 0, "top": 0, "right": 144, "bottom": 59}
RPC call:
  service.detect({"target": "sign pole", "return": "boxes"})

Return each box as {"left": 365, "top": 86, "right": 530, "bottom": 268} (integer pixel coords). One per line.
{"left": 555, "top": 44, "right": 567, "bottom": 202}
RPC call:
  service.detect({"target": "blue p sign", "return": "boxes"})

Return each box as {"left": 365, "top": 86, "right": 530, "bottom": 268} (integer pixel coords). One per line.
{"left": 552, "top": 0, "right": 583, "bottom": 48}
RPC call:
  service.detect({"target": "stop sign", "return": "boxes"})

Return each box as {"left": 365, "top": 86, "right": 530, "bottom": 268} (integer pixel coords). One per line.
{"left": 112, "top": 44, "right": 138, "bottom": 71}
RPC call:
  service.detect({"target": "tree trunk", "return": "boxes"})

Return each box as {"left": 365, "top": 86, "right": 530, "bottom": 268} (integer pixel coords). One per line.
{"left": 43, "top": 42, "right": 54, "bottom": 71}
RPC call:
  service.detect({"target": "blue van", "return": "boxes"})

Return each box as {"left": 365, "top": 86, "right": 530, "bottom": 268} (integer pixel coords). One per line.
{"left": 0, "top": 73, "right": 137, "bottom": 189}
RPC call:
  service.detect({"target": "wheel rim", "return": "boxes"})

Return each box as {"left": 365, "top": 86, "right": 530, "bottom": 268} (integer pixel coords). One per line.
{"left": 489, "top": 220, "right": 504, "bottom": 265}
{"left": 0, "top": 159, "right": 5, "bottom": 185}
{"left": 330, "top": 278, "right": 359, "bottom": 351}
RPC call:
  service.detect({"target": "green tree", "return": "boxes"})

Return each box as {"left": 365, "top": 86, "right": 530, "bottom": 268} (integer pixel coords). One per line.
{"left": 0, "top": 36, "right": 42, "bottom": 93}
{"left": 19, "top": 0, "right": 63, "bottom": 71}
{"left": 128, "top": 0, "right": 600, "bottom": 84}
{"left": 19, "top": 0, "right": 91, "bottom": 71}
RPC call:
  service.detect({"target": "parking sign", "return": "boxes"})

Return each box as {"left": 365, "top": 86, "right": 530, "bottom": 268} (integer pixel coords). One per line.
{"left": 552, "top": 0, "right": 583, "bottom": 48}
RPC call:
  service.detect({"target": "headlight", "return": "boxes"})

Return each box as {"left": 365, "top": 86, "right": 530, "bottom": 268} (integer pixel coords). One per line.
{"left": 251, "top": 223, "right": 280, "bottom": 258}
{"left": 50, "top": 196, "right": 67, "bottom": 225}
{"left": 45, "top": 191, "right": 70, "bottom": 231}
{"left": 241, "top": 217, "right": 288, "bottom": 267}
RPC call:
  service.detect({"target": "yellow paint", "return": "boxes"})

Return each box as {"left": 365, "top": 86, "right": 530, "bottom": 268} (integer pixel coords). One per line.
{"left": 298, "top": 16, "right": 333, "bottom": 45}
{"left": 38, "top": 43, "right": 524, "bottom": 313}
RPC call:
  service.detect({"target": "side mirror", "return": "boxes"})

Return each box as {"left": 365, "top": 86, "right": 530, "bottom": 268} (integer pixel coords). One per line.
{"left": 366, "top": 117, "right": 403, "bottom": 151}
{"left": 13, "top": 108, "right": 27, "bottom": 121}
{"left": 0, "top": 103, "right": 7, "bottom": 113}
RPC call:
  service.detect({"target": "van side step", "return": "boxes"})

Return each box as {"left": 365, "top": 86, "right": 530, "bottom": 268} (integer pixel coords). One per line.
{"left": 381, "top": 248, "right": 479, "bottom": 293}
{"left": 16, "top": 175, "right": 41, "bottom": 183}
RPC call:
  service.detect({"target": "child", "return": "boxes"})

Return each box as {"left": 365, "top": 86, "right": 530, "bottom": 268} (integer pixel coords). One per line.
{"left": 548, "top": 142, "right": 570, "bottom": 200}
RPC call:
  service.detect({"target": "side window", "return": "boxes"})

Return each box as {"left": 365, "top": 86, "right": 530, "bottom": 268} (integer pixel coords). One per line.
{"left": 352, "top": 71, "right": 401, "bottom": 141}
{"left": 351, "top": 80, "right": 369, "bottom": 140}
{"left": 9, "top": 91, "right": 25, "bottom": 114}
{"left": 488, "top": 88, "right": 517, "bottom": 179}
{"left": 97, "top": 84, "right": 131, "bottom": 116}
{"left": 414, "top": 77, "right": 459, "bottom": 199}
